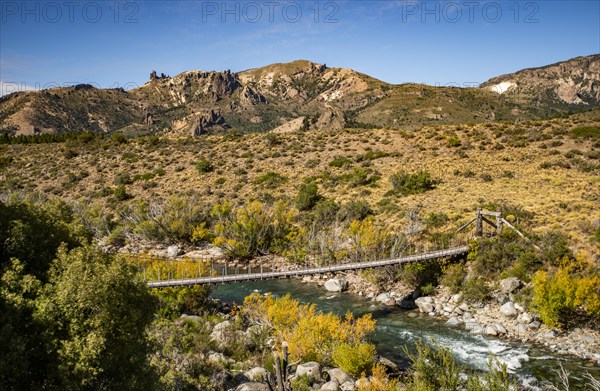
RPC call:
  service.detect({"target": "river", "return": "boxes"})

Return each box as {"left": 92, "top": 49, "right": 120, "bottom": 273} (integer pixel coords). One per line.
{"left": 211, "top": 278, "right": 600, "bottom": 390}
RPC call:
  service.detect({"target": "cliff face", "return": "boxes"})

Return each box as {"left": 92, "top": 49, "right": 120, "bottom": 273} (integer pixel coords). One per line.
{"left": 481, "top": 54, "right": 600, "bottom": 108}
{"left": 2, "top": 55, "right": 599, "bottom": 137}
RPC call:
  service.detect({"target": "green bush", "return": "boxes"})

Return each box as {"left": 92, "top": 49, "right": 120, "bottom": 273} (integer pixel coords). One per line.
{"left": 440, "top": 264, "right": 465, "bottom": 293}
{"left": 532, "top": 256, "right": 600, "bottom": 329}
{"left": 390, "top": 170, "right": 436, "bottom": 195}
{"left": 295, "top": 182, "right": 320, "bottom": 211}
{"left": 111, "top": 133, "right": 127, "bottom": 144}
{"left": 571, "top": 126, "right": 600, "bottom": 139}
{"left": 461, "top": 278, "right": 490, "bottom": 303}
{"left": 337, "top": 199, "right": 372, "bottom": 221}
{"left": 253, "top": 171, "right": 287, "bottom": 189}
{"left": 332, "top": 342, "right": 376, "bottom": 377}
{"left": 328, "top": 156, "right": 352, "bottom": 168}
{"left": 114, "top": 185, "right": 131, "bottom": 201}
{"left": 114, "top": 171, "right": 133, "bottom": 185}
{"left": 195, "top": 159, "right": 214, "bottom": 173}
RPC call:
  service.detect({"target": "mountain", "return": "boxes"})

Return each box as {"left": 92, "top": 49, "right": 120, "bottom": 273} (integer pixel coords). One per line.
{"left": 1, "top": 56, "right": 599, "bottom": 137}
{"left": 481, "top": 54, "right": 600, "bottom": 110}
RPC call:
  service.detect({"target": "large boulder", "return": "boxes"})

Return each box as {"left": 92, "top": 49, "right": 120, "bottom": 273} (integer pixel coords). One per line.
{"left": 375, "top": 293, "right": 396, "bottom": 306}
{"left": 324, "top": 279, "right": 348, "bottom": 292}
{"left": 499, "top": 277, "right": 521, "bottom": 294}
{"left": 414, "top": 296, "right": 435, "bottom": 313}
{"left": 296, "top": 362, "right": 321, "bottom": 382}
{"left": 236, "top": 383, "right": 270, "bottom": 391}
{"left": 321, "top": 380, "right": 340, "bottom": 391}
{"left": 166, "top": 245, "right": 181, "bottom": 258}
{"left": 500, "top": 302, "right": 518, "bottom": 318}
{"left": 328, "top": 368, "right": 353, "bottom": 384}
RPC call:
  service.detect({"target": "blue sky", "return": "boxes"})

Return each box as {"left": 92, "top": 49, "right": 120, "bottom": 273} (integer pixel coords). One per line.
{"left": 1, "top": 1, "right": 599, "bottom": 95}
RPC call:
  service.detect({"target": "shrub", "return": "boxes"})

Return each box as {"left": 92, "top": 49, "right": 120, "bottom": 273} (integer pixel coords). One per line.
{"left": 332, "top": 342, "right": 376, "bottom": 377}
{"left": 571, "top": 126, "right": 600, "bottom": 139}
{"left": 114, "top": 171, "right": 133, "bottom": 185}
{"left": 390, "top": 170, "right": 436, "bottom": 195}
{"left": 195, "top": 159, "right": 213, "bottom": 173}
{"left": 295, "top": 182, "right": 320, "bottom": 211}
{"left": 338, "top": 199, "right": 372, "bottom": 221}
{"left": 461, "top": 278, "right": 490, "bottom": 303}
{"left": 328, "top": 156, "right": 352, "bottom": 168}
{"left": 253, "top": 171, "right": 287, "bottom": 189}
{"left": 113, "top": 185, "right": 131, "bottom": 201}
{"left": 406, "top": 340, "right": 462, "bottom": 391}
{"left": 440, "top": 263, "right": 465, "bottom": 293}
{"left": 111, "top": 133, "right": 127, "bottom": 144}
{"left": 447, "top": 137, "right": 461, "bottom": 147}
{"left": 532, "top": 256, "right": 600, "bottom": 329}
{"left": 242, "top": 293, "right": 376, "bottom": 365}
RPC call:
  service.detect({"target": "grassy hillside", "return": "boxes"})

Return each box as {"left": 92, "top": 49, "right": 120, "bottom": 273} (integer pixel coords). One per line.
{"left": 1, "top": 109, "right": 599, "bottom": 258}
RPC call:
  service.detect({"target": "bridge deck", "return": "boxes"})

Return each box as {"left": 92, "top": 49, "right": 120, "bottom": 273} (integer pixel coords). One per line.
{"left": 147, "top": 245, "right": 469, "bottom": 288}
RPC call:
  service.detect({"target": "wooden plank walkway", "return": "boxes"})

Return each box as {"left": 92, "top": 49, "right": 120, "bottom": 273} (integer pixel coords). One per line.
{"left": 147, "top": 245, "right": 469, "bottom": 288}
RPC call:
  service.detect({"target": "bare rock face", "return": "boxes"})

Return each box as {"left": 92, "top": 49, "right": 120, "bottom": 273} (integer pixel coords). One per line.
{"left": 190, "top": 109, "right": 229, "bottom": 136}
{"left": 482, "top": 54, "right": 600, "bottom": 107}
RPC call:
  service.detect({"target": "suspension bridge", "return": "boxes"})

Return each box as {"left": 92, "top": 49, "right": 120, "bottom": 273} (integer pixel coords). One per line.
{"left": 145, "top": 209, "right": 522, "bottom": 288}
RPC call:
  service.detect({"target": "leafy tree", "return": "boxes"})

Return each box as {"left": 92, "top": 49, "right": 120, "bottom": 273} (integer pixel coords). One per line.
{"left": 38, "top": 245, "right": 157, "bottom": 389}
{"left": 0, "top": 196, "right": 83, "bottom": 280}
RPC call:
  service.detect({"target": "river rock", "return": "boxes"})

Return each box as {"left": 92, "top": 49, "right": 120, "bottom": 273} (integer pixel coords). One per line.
{"left": 465, "top": 321, "right": 483, "bottom": 334}
{"left": 340, "top": 381, "right": 355, "bottom": 391}
{"left": 166, "top": 245, "right": 181, "bottom": 258}
{"left": 581, "top": 335, "right": 596, "bottom": 344}
{"left": 321, "top": 380, "right": 340, "bottom": 391}
{"left": 528, "top": 321, "right": 541, "bottom": 330}
{"left": 485, "top": 325, "right": 498, "bottom": 336}
{"left": 415, "top": 296, "right": 435, "bottom": 313}
{"left": 446, "top": 316, "right": 462, "bottom": 326}
{"left": 297, "top": 362, "right": 321, "bottom": 381}
{"left": 245, "top": 367, "right": 269, "bottom": 382}
{"left": 517, "top": 312, "right": 533, "bottom": 324}
{"left": 494, "top": 323, "right": 507, "bottom": 334}
{"left": 544, "top": 330, "right": 556, "bottom": 339}
{"left": 378, "top": 356, "right": 399, "bottom": 373}
{"left": 328, "top": 368, "right": 353, "bottom": 384}
{"left": 462, "top": 311, "right": 474, "bottom": 321}
{"left": 500, "top": 302, "right": 518, "bottom": 318}
{"left": 458, "top": 303, "right": 469, "bottom": 312}
{"left": 450, "top": 293, "right": 463, "bottom": 302}
{"left": 236, "top": 383, "right": 270, "bottom": 391}
{"left": 515, "top": 324, "right": 528, "bottom": 335}
{"left": 499, "top": 277, "right": 521, "bottom": 293}
{"left": 324, "top": 279, "right": 348, "bottom": 292}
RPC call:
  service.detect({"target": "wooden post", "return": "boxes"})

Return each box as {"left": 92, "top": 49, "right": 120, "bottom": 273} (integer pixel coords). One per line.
{"left": 282, "top": 342, "right": 289, "bottom": 380}
{"left": 496, "top": 209, "right": 503, "bottom": 235}
{"left": 274, "top": 356, "right": 284, "bottom": 391}
{"left": 475, "top": 208, "right": 483, "bottom": 237}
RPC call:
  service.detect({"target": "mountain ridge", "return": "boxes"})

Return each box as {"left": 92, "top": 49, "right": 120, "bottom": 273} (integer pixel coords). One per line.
{"left": 1, "top": 54, "right": 599, "bottom": 137}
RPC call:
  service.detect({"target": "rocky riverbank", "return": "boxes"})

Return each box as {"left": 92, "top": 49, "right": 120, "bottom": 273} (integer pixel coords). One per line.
{"left": 299, "top": 271, "right": 600, "bottom": 367}
{"left": 118, "top": 242, "right": 600, "bottom": 367}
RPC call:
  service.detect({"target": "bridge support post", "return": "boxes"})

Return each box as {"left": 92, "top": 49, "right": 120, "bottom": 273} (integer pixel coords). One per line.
{"left": 496, "top": 210, "right": 503, "bottom": 235}
{"left": 475, "top": 207, "right": 483, "bottom": 238}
